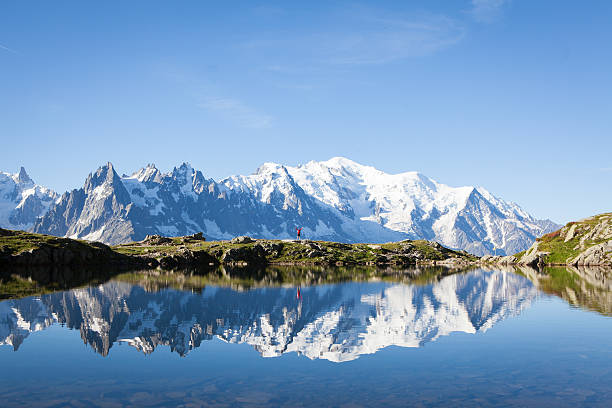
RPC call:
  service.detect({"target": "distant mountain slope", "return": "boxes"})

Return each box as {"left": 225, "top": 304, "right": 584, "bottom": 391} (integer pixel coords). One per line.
{"left": 515, "top": 213, "right": 612, "bottom": 266}
{"left": 0, "top": 167, "right": 57, "bottom": 230}
{"left": 0, "top": 158, "right": 556, "bottom": 254}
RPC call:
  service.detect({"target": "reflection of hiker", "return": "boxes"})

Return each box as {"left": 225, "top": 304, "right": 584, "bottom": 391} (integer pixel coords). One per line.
{"left": 295, "top": 227, "right": 302, "bottom": 241}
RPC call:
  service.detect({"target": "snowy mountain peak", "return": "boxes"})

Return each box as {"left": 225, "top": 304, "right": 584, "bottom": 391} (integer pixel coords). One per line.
{"left": 12, "top": 157, "right": 558, "bottom": 254}
{"left": 321, "top": 156, "right": 366, "bottom": 170}
{"left": 256, "top": 162, "right": 290, "bottom": 177}
{"left": 314, "top": 157, "right": 425, "bottom": 182}
{"left": 129, "top": 163, "right": 163, "bottom": 184}
{"left": 0, "top": 168, "right": 57, "bottom": 230}
{"left": 285, "top": 158, "right": 557, "bottom": 254}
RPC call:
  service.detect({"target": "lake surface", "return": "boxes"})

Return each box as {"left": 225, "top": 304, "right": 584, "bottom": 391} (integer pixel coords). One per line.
{"left": 1, "top": 266, "right": 611, "bottom": 407}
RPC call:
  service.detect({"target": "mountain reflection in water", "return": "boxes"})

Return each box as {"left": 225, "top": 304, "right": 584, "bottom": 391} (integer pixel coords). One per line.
{"left": 1, "top": 269, "right": 539, "bottom": 361}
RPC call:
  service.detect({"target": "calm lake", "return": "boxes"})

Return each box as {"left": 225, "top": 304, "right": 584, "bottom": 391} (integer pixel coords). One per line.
{"left": 1, "top": 266, "right": 611, "bottom": 407}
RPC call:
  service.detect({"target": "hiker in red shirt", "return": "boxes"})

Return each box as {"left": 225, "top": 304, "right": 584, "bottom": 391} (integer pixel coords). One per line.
{"left": 295, "top": 227, "right": 302, "bottom": 241}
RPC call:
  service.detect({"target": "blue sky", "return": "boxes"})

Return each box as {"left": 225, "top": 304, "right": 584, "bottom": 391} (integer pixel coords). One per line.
{"left": 1, "top": 0, "right": 610, "bottom": 223}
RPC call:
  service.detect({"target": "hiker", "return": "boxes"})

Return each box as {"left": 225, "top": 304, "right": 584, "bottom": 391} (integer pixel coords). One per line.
{"left": 295, "top": 227, "right": 302, "bottom": 241}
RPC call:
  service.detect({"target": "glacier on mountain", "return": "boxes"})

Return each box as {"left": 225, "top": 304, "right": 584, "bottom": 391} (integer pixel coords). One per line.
{"left": 0, "top": 157, "right": 559, "bottom": 255}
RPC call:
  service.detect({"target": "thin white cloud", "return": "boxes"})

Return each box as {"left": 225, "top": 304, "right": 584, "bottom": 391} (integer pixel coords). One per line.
{"left": 325, "top": 16, "right": 465, "bottom": 65}
{"left": 245, "top": 9, "right": 465, "bottom": 67}
{"left": 470, "top": 0, "right": 508, "bottom": 23}
{"left": 154, "top": 66, "right": 275, "bottom": 129}
{"left": 251, "top": 5, "right": 286, "bottom": 18}
{"left": 0, "top": 42, "right": 18, "bottom": 54}
{"left": 198, "top": 97, "right": 273, "bottom": 129}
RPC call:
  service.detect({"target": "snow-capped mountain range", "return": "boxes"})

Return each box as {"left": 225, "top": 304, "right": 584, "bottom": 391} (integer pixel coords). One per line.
{"left": 0, "top": 158, "right": 558, "bottom": 255}
{"left": 0, "top": 269, "right": 537, "bottom": 361}
{"left": 0, "top": 167, "right": 57, "bottom": 231}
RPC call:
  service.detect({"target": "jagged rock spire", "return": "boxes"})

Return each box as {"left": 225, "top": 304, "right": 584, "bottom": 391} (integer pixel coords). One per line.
{"left": 16, "top": 166, "right": 31, "bottom": 183}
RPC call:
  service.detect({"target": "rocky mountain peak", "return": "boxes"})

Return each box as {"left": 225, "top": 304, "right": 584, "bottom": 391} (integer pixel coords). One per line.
{"left": 169, "top": 162, "right": 200, "bottom": 194}
{"left": 173, "top": 162, "right": 193, "bottom": 174}
{"left": 16, "top": 166, "right": 32, "bottom": 184}
{"left": 84, "top": 162, "right": 123, "bottom": 192}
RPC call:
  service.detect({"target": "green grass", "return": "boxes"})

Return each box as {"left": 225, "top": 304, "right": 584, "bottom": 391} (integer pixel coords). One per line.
{"left": 3, "top": 227, "right": 477, "bottom": 272}
{"left": 513, "top": 250, "right": 526, "bottom": 260}
{"left": 0, "top": 229, "right": 105, "bottom": 255}
{"left": 112, "top": 237, "right": 476, "bottom": 266}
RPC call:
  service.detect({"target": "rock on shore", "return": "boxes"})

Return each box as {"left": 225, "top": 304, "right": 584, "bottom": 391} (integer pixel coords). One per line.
{"left": 482, "top": 213, "right": 612, "bottom": 267}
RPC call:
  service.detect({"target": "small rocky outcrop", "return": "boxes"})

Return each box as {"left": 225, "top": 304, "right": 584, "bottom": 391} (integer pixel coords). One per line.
{"left": 518, "top": 249, "right": 548, "bottom": 267}
{"left": 0, "top": 229, "right": 150, "bottom": 268}
{"left": 481, "top": 255, "right": 517, "bottom": 265}
{"left": 483, "top": 212, "right": 612, "bottom": 267}
{"left": 259, "top": 241, "right": 283, "bottom": 257}
{"left": 141, "top": 235, "right": 173, "bottom": 245}
{"left": 181, "top": 232, "right": 205, "bottom": 243}
{"left": 222, "top": 244, "right": 267, "bottom": 265}
{"left": 158, "top": 248, "right": 217, "bottom": 270}
{"left": 230, "top": 236, "right": 255, "bottom": 244}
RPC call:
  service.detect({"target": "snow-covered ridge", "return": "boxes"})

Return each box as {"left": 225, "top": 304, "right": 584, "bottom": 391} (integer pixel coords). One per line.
{"left": 0, "top": 157, "right": 558, "bottom": 254}
{"left": 0, "top": 167, "right": 58, "bottom": 230}
{"left": 0, "top": 269, "right": 538, "bottom": 360}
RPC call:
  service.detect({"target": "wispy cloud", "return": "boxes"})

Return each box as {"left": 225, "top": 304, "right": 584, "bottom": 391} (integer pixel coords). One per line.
{"left": 600, "top": 167, "right": 612, "bottom": 172}
{"left": 0, "top": 42, "right": 18, "bottom": 54}
{"left": 470, "top": 0, "right": 509, "bottom": 23}
{"left": 244, "top": 9, "right": 465, "bottom": 67}
{"left": 251, "top": 5, "right": 286, "bottom": 18}
{"left": 155, "top": 66, "right": 275, "bottom": 129}
{"left": 324, "top": 16, "right": 465, "bottom": 65}
{"left": 198, "top": 97, "right": 273, "bottom": 129}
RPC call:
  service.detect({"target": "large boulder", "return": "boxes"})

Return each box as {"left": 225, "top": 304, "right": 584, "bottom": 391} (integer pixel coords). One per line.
{"left": 499, "top": 255, "right": 517, "bottom": 265}
{"left": 570, "top": 240, "right": 612, "bottom": 266}
{"left": 519, "top": 251, "right": 547, "bottom": 267}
